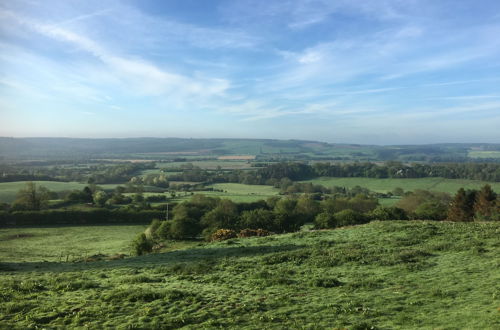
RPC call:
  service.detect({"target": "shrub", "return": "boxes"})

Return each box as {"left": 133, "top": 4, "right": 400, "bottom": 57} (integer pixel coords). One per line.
{"left": 413, "top": 201, "right": 447, "bottom": 220}
{"left": 314, "top": 212, "right": 336, "bottom": 229}
{"left": 211, "top": 229, "right": 237, "bottom": 241}
{"left": 239, "top": 209, "right": 275, "bottom": 230}
{"left": 238, "top": 228, "right": 272, "bottom": 238}
{"left": 155, "top": 220, "right": 171, "bottom": 239}
{"left": 169, "top": 217, "right": 200, "bottom": 239}
{"left": 145, "top": 218, "right": 162, "bottom": 239}
{"left": 334, "top": 209, "right": 367, "bottom": 227}
{"left": 132, "top": 233, "right": 153, "bottom": 256}
{"left": 370, "top": 206, "right": 408, "bottom": 221}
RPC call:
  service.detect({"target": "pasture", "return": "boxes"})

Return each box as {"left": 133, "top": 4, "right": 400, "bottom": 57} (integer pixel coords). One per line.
{"left": 0, "top": 181, "right": 90, "bottom": 203}
{"left": 156, "top": 160, "right": 254, "bottom": 170}
{"left": 0, "top": 221, "right": 498, "bottom": 328}
{"left": 0, "top": 224, "right": 147, "bottom": 262}
{"left": 468, "top": 150, "right": 500, "bottom": 159}
{"left": 202, "top": 183, "right": 280, "bottom": 202}
{"left": 0, "top": 181, "right": 165, "bottom": 204}
{"left": 302, "top": 177, "right": 500, "bottom": 194}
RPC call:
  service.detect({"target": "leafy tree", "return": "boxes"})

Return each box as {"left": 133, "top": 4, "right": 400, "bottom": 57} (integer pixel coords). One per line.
{"left": 169, "top": 216, "right": 200, "bottom": 239}
{"left": 93, "top": 190, "right": 109, "bottom": 207}
{"left": 334, "top": 209, "right": 367, "bottom": 227}
{"left": 295, "top": 195, "right": 321, "bottom": 223}
{"left": 239, "top": 209, "right": 275, "bottom": 230}
{"left": 370, "top": 206, "right": 408, "bottom": 221}
{"left": 66, "top": 187, "right": 93, "bottom": 203}
{"left": 392, "top": 187, "right": 404, "bottom": 196}
{"left": 397, "top": 190, "right": 451, "bottom": 216}
{"left": 133, "top": 193, "right": 145, "bottom": 203}
{"left": 133, "top": 233, "right": 153, "bottom": 256}
{"left": 314, "top": 212, "right": 336, "bottom": 229}
{"left": 413, "top": 201, "right": 447, "bottom": 220}
{"left": 12, "top": 182, "right": 51, "bottom": 210}
{"left": 201, "top": 199, "right": 239, "bottom": 238}
{"left": 273, "top": 198, "right": 302, "bottom": 232}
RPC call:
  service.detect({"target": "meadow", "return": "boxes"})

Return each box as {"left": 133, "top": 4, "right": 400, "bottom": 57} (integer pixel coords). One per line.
{"left": 468, "top": 151, "right": 500, "bottom": 159}
{"left": 0, "top": 224, "right": 147, "bottom": 262}
{"left": 0, "top": 221, "right": 498, "bottom": 329}
{"left": 0, "top": 181, "right": 91, "bottom": 203}
{"left": 0, "top": 181, "right": 157, "bottom": 204}
{"left": 302, "top": 177, "right": 500, "bottom": 194}
{"left": 202, "top": 183, "right": 280, "bottom": 202}
{"left": 165, "top": 183, "right": 281, "bottom": 203}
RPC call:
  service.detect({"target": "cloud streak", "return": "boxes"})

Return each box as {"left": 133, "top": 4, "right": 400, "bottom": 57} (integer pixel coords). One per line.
{"left": 1, "top": 0, "right": 499, "bottom": 143}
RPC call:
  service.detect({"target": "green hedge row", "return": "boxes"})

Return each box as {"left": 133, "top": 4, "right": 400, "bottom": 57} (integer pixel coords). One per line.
{"left": 0, "top": 209, "right": 164, "bottom": 226}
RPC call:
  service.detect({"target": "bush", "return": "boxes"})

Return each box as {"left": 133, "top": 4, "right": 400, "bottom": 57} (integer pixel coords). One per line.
{"left": 133, "top": 233, "right": 153, "bottom": 256}
{"left": 238, "top": 228, "right": 272, "bottom": 238}
{"left": 239, "top": 209, "right": 275, "bottom": 230}
{"left": 145, "top": 218, "right": 162, "bottom": 239}
{"left": 334, "top": 209, "right": 367, "bottom": 227}
{"left": 155, "top": 220, "right": 172, "bottom": 239}
{"left": 370, "top": 206, "right": 408, "bottom": 221}
{"left": 314, "top": 212, "right": 336, "bottom": 229}
{"left": 211, "top": 229, "right": 237, "bottom": 241}
{"left": 169, "top": 217, "right": 200, "bottom": 239}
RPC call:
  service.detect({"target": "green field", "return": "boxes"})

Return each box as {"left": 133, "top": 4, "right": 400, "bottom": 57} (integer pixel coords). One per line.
{"left": 302, "top": 177, "right": 500, "bottom": 194}
{"left": 0, "top": 181, "right": 165, "bottom": 203}
{"left": 165, "top": 183, "right": 280, "bottom": 203}
{"left": 468, "top": 150, "right": 500, "bottom": 159}
{"left": 0, "top": 181, "right": 90, "bottom": 203}
{"left": 1, "top": 221, "right": 498, "bottom": 328}
{"left": 0, "top": 224, "right": 147, "bottom": 262}
{"left": 201, "top": 183, "right": 280, "bottom": 202}
{"left": 156, "top": 160, "right": 254, "bottom": 170}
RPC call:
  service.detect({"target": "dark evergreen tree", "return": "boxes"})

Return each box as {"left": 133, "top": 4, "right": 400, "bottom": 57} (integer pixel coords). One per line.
{"left": 474, "top": 184, "right": 497, "bottom": 221}
{"left": 447, "top": 188, "right": 474, "bottom": 222}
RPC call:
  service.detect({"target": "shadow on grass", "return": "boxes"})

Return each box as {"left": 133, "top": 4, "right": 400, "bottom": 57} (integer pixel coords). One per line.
{"left": 0, "top": 243, "right": 305, "bottom": 273}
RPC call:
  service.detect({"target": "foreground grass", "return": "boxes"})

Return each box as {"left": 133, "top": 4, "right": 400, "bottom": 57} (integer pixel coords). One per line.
{"left": 1, "top": 221, "right": 499, "bottom": 329}
{"left": 303, "top": 177, "right": 500, "bottom": 194}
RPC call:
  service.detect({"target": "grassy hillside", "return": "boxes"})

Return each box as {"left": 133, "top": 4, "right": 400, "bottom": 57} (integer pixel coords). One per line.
{"left": 1, "top": 221, "right": 499, "bottom": 329}
{"left": 302, "top": 177, "right": 500, "bottom": 194}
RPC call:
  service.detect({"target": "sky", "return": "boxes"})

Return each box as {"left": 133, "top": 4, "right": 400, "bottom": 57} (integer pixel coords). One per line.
{"left": 1, "top": 0, "right": 500, "bottom": 145}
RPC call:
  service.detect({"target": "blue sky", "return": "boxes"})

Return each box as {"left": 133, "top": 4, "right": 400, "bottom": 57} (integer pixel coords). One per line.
{"left": 1, "top": 0, "right": 499, "bottom": 144}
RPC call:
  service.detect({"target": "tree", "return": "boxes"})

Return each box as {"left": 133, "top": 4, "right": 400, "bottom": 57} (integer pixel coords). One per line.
{"left": 239, "top": 209, "right": 275, "bottom": 230}
{"left": 12, "top": 182, "right": 50, "bottom": 210}
{"left": 201, "top": 199, "right": 239, "bottom": 238}
{"left": 133, "top": 233, "right": 153, "bottom": 256}
{"left": 414, "top": 201, "right": 447, "bottom": 220}
{"left": 273, "top": 198, "right": 302, "bottom": 232}
{"left": 474, "top": 184, "right": 497, "bottom": 221}
{"left": 370, "top": 206, "right": 408, "bottom": 221}
{"left": 447, "top": 188, "right": 474, "bottom": 222}
{"left": 396, "top": 190, "right": 451, "bottom": 217}
{"left": 93, "top": 190, "right": 109, "bottom": 207}
{"left": 314, "top": 212, "right": 336, "bottom": 229}
{"left": 295, "top": 195, "right": 321, "bottom": 223}
{"left": 392, "top": 187, "right": 404, "bottom": 196}
{"left": 334, "top": 209, "right": 367, "bottom": 227}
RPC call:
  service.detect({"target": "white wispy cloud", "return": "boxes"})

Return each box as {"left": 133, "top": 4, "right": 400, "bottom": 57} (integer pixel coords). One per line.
{"left": 0, "top": 8, "right": 231, "bottom": 102}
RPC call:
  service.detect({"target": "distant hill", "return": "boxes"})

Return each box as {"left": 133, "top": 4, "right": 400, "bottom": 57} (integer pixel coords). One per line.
{"left": 0, "top": 137, "right": 499, "bottom": 162}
